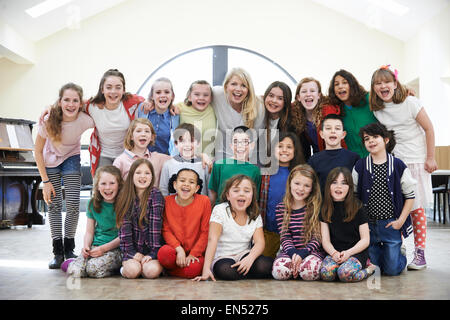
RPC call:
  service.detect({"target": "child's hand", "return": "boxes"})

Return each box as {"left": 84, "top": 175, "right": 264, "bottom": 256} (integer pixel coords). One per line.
{"left": 186, "top": 255, "right": 199, "bottom": 266}
{"left": 192, "top": 269, "right": 216, "bottom": 282}
{"left": 337, "top": 251, "right": 350, "bottom": 264}
{"left": 141, "top": 100, "right": 154, "bottom": 114}
{"left": 200, "top": 153, "right": 213, "bottom": 173}
{"left": 39, "top": 107, "right": 51, "bottom": 124}
{"left": 231, "top": 255, "right": 254, "bottom": 276}
{"left": 170, "top": 104, "right": 180, "bottom": 116}
{"left": 331, "top": 251, "right": 341, "bottom": 263}
{"left": 386, "top": 219, "right": 405, "bottom": 230}
{"left": 81, "top": 247, "right": 91, "bottom": 258}
{"left": 141, "top": 255, "right": 153, "bottom": 264}
{"left": 291, "top": 254, "right": 303, "bottom": 278}
{"left": 89, "top": 246, "right": 105, "bottom": 258}
{"left": 43, "top": 182, "right": 56, "bottom": 205}
{"left": 133, "top": 252, "right": 144, "bottom": 262}
{"left": 176, "top": 247, "right": 187, "bottom": 268}
{"left": 424, "top": 158, "right": 438, "bottom": 173}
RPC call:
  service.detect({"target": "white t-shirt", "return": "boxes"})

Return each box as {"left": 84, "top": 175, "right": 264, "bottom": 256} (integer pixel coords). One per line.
{"left": 209, "top": 202, "right": 263, "bottom": 259}
{"left": 212, "top": 86, "right": 265, "bottom": 159}
{"left": 87, "top": 102, "right": 131, "bottom": 158}
{"left": 373, "top": 96, "right": 427, "bottom": 163}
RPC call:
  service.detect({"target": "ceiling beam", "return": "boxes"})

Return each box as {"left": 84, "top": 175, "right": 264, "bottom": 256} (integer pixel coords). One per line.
{"left": 0, "top": 20, "right": 35, "bottom": 64}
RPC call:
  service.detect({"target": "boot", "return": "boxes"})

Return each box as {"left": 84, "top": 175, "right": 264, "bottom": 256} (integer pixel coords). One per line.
{"left": 63, "top": 237, "right": 78, "bottom": 260}
{"left": 49, "top": 239, "right": 64, "bottom": 269}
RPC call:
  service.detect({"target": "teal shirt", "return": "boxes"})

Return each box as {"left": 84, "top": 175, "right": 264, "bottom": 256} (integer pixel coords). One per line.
{"left": 208, "top": 158, "right": 261, "bottom": 204}
{"left": 86, "top": 201, "right": 119, "bottom": 246}
{"left": 342, "top": 93, "right": 378, "bottom": 158}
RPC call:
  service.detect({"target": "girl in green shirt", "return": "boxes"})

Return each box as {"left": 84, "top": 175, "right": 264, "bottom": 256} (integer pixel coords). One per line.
{"left": 65, "top": 166, "right": 123, "bottom": 278}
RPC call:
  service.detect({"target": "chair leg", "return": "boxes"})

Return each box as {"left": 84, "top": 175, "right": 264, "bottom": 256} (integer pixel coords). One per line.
{"left": 438, "top": 194, "right": 441, "bottom": 223}
{"left": 434, "top": 193, "right": 437, "bottom": 221}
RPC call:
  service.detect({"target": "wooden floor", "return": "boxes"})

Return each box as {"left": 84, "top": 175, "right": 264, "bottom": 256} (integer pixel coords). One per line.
{"left": 0, "top": 210, "right": 449, "bottom": 303}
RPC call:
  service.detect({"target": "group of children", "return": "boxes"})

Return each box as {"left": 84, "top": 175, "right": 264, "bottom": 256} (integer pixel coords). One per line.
{"left": 35, "top": 63, "right": 437, "bottom": 283}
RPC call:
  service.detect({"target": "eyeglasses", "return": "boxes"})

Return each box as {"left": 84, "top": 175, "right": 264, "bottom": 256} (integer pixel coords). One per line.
{"left": 233, "top": 139, "right": 250, "bottom": 146}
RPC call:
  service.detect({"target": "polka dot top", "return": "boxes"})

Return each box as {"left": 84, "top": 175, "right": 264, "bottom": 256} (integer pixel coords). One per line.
{"left": 367, "top": 162, "right": 395, "bottom": 220}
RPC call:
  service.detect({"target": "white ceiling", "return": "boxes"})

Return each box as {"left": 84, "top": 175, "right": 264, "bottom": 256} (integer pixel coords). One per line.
{"left": 0, "top": 0, "right": 449, "bottom": 43}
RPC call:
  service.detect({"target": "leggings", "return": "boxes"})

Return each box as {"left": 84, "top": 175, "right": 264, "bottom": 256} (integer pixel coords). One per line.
{"left": 411, "top": 208, "right": 427, "bottom": 249}
{"left": 320, "top": 255, "right": 371, "bottom": 282}
{"left": 67, "top": 247, "right": 122, "bottom": 278}
{"left": 212, "top": 254, "right": 274, "bottom": 281}
{"left": 157, "top": 245, "right": 204, "bottom": 279}
{"left": 272, "top": 254, "right": 322, "bottom": 280}
{"left": 47, "top": 172, "right": 81, "bottom": 240}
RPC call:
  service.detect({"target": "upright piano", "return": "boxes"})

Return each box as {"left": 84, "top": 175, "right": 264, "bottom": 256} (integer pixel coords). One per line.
{"left": 0, "top": 118, "right": 44, "bottom": 228}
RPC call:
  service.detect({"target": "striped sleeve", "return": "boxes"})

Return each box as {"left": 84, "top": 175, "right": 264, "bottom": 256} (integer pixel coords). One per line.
{"left": 400, "top": 167, "right": 417, "bottom": 199}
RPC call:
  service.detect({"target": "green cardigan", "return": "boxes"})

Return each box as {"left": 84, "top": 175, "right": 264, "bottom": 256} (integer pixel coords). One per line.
{"left": 342, "top": 93, "right": 378, "bottom": 158}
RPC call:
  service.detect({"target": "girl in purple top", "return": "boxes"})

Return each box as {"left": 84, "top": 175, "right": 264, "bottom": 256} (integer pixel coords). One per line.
{"left": 271, "top": 164, "right": 325, "bottom": 281}
{"left": 115, "top": 158, "right": 165, "bottom": 279}
{"left": 35, "top": 83, "right": 95, "bottom": 269}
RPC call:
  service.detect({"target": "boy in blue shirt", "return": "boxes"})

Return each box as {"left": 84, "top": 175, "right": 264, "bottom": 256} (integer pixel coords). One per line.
{"left": 352, "top": 123, "right": 416, "bottom": 276}
{"left": 308, "top": 114, "right": 360, "bottom": 192}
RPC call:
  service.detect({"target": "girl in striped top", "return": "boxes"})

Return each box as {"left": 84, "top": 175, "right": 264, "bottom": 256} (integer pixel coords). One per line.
{"left": 272, "top": 164, "right": 325, "bottom": 281}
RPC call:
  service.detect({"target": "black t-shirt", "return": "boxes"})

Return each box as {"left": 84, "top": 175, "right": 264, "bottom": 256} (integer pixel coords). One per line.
{"left": 320, "top": 201, "right": 369, "bottom": 268}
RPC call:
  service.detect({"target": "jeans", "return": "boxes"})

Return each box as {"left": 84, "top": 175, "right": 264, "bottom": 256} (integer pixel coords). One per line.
{"left": 369, "top": 218, "right": 406, "bottom": 276}
{"left": 46, "top": 154, "right": 81, "bottom": 175}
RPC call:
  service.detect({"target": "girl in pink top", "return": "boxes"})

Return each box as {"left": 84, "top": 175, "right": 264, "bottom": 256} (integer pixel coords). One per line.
{"left": 35, "top": 83, "right": 95, "bottom": 270}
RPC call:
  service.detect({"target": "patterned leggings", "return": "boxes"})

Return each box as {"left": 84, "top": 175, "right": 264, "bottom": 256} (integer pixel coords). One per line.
{"left": 272, "top": 255, "right": 322, "bottom": 280}
{"left": 320, "top": 256, "right": 370, "bottom": 282}
{"left": 411, "top": 208, "right": 427, "bottom": 249}
{"left": 47, "top": 172, "right": 81, "bottom": 240}
{"left": 67, "top": 247, "right": 122, "bottom": 278}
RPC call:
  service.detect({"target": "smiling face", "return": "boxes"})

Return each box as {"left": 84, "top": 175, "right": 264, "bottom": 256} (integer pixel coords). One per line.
{"left": 297, "top": 81, "right": 321, "bottom": 112}
{"left": 188, "top": 83, "right": 212, "bottom": 112}
{"left": 225, "top": 75, "right": 249, "bottom": 109}
{"left": 175, "top": 131, "right": 198, "bottom": 160}
{"left": 102, "top": 76, "right": 124, "bottom": 108}
{"left": 231, "top": 131, "right": 251, "bottom": 161}
{"left": 226, "top": 178, "right": 253, "bottom": 214}
{"left": 320, "top": 118, "right": 346, "bottom": 150}
{"left": 330, "top": 173, "right": 349, "bottom": 202}
{"left": 290, "top": 173, "right": 313, "bottom": 206}
{"left": 98, "top": 172, "right": 119, "bottom": 203}
{"left": 59, "top": 89, "right": 82, "bottom": 121}
{"left": 151, "top": 81, "right": 174, "bottom": 113}
{"left": 334, "top": 75, "right": 351, "bottom": 104}
{"left": 264, "top": 86, "right": 285, "bottom": 118}
{"left": 132, "top": 123, "right": 152, "bottom": 152}
{"left": 275, "top": 137, "right": 295, "bottom": 167}
{"left": 363, "top": 133, "right": 388, "bottom": 156}
{"left": 133, "top": 163, "right": 153, "bottom": 195}
{"left": 373, "top": 78, "right": 397, "bottom": 103}
{"left": 173, "top": 170, "right": 199, "bottom": 202}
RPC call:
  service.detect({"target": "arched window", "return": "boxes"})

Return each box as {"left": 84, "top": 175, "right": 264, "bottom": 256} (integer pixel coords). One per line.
{"left": 137, "top": 45, "right": 297, "bottom": 100}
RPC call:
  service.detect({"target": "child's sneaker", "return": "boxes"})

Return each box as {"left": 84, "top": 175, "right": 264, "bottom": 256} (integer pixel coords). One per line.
{"left": 401, "top": 244, "right": 406, "bottom": 257}
{"left": 407, "top": 248, "right": 427, "bottom": 270}
{"left": 60, "top": 258, "right": 75, "bottom": 272}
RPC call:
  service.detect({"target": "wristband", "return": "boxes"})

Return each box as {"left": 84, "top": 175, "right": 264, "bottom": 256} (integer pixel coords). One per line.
{"left": 42, "top": 180, "right": 50, "bottom": 184}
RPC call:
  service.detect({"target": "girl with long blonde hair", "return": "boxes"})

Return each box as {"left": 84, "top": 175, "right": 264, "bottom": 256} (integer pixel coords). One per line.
{"left": 271, "top": 164, "right": 326, "bottom": 281}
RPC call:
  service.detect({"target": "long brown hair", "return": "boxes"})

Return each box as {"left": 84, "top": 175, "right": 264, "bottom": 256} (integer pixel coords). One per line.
{"left": 89, "top": 165, "right": 123, "bottom": 213}
{"left": 90, "top": 69, "right": 131, "bottom": 106}
{"left": 292, "top": 77, "right": 325, "bottom": 131}
{"left": 220, "top": 174, "right": 259, "bottom": 224}
{"left": 328, "top": 69, "right": 368, "bottom": 109}
{"left": 321, "top": 167, "right": 362, "bottom": 223}
{"left": 281, "top": 164, "right": 322, "bottom": 242}
{"left": 369, "top": 68, "right": 407, "bottom": 112}
{"left": 115, "top": 158, "right": 155, "bottom": 229}
{"left": 45, "top": 83, "right": 83, "bottom": 142}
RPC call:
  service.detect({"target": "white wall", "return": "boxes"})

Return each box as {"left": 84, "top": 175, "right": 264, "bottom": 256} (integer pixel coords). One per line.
{"left": 404, "top": 4, "right": 450, "bottom": 146}
{"left": 0, "top": 0, "right": 408, "bottom": 144}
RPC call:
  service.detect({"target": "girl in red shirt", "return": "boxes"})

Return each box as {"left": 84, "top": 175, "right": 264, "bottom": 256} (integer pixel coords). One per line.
{"left": 157, "top": 168, "right": 212, "bottom": 278}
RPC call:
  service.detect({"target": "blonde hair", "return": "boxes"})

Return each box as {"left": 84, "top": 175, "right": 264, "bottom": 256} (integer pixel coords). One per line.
{"left": 370, "top": 68, "right": 407, "bottom": 112}
{"left": 223, "top": 68, "right": 259, "bottom": 128}
{"left": 281, "top": 164, "right": 322, "bottom": 243}
{"left": 184, "top": 80, "right": 213, "bottom": 106}
{"left": 46, "top": 83, "right": 83, "bottom": 142}
{"left": 123, "top": 118, "right": 156, "bottom": 150}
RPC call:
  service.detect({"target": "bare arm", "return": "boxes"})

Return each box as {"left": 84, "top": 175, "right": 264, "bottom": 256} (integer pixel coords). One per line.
{"left": 34, "top": 134, "right": 55, "bottom": 204}
{"left": 416, "top": 108, "right": 437, "bottom": 173}
{"left": 193, "top": 222, "right": 222, "bottom": 281}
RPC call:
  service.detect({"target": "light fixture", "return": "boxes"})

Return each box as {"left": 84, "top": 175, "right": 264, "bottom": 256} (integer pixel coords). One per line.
{"left": 25, "top": 0, "right": 74, "bottom": 18}
{"left": 368, "top": 0, "right": 410, "bottom": 16}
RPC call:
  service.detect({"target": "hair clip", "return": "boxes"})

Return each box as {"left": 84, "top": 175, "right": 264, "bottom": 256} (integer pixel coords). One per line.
{"left": 380, "top": 64, "right": 398, "bottom": 81}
